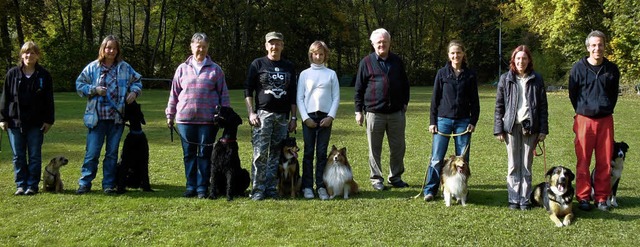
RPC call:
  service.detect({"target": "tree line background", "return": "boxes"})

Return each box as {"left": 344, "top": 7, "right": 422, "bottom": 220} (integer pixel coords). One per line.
{"left": 0, "top": 0, "right": 638, "bottom": 91}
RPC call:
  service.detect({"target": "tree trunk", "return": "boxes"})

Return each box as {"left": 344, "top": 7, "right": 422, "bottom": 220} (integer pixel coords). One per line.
{"left": 150, "top": 0, "right": 167, "bottom": 75}
{"left": 81, "top": 0, "right": 93, "bottom": 44}
{"left": 12, "top": 0, "right": 24, "bottom": 45}
{"left": 99, "top": 0, "right": 111, "bottom": 40}
{"left": 1, "top": 14, "right": 12, "bottom": 70}
{"left": 53, "top": 0, "right": 69, "bottom": 41}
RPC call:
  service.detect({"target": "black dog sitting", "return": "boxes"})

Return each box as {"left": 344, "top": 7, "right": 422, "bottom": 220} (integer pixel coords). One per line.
{"left": 208, "top": 106, "right": 250, "bottom": 201}
{"left": 116, "top": 101, "right": 152, "bottom": 193}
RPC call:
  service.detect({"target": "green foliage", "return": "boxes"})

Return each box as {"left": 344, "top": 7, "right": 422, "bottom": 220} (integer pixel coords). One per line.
{"left": 603, "top": 0, "right": 640, "bottom": 84}
{"left": 2, "top": 87, "right": 640, "bottom": 245}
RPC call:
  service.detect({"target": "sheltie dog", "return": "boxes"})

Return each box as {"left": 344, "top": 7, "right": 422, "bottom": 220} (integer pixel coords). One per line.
{"left": 323, "top": 145, "right": 359, "bottom": 199}
{"left": 441, "top": 154, "right": 471, "bottom": 207}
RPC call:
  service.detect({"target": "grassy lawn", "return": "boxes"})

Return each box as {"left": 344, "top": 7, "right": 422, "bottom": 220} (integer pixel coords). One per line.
{"left": 1, "top": 86, "right": 639, "bottom": 246}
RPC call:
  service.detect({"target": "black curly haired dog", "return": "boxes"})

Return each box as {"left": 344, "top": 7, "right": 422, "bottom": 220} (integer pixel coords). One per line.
{"left": 116, "top": 101, "right": 152, "bottom": 193}
{"left": 208, "top": 106, "right": 250, "bottom": 201}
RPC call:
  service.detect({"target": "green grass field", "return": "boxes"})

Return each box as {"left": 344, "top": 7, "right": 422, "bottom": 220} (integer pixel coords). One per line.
{"left": 1, "top": 86, "right": 639, "bottom": 246}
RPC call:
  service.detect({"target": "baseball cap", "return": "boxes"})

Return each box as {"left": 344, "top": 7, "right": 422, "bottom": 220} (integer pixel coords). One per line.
{"left": 265, "top": 32, "right": 284, "bottom": 42}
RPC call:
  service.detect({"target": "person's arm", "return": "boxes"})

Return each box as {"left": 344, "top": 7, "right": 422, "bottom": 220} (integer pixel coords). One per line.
{"left": 126, "top": 62, "right": 142, "bottom": 104}
{"left": 76, "top": 62, "right": 99, "bottom": 98}
{"left": 42, "top": 69, "right": 55, "bottom": 133}
{"left": 429, "top": 70, "right": 442, "bottom": 133}
{"left": 354, "top": 59, "right": 367, "bottom": 126}
{"left": 493, "top": 74, "right": 506, "bottom": 141}
{"left": 568, "top": 65, "right": 579, "bottom": 111}
{"left": 166, "top": 65, "right": 183, "bottom": 127}
{"left": 468, "top": 71, "right": 480, "bottom": 132}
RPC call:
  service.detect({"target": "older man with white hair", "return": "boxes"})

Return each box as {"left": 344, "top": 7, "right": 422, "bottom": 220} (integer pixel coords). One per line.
{"left": 354, "top": 28, "right": 410, "bottom": 191}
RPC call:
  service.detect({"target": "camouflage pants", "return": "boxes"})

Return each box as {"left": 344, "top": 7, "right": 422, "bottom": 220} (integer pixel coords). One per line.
{"left": 251, "top": 110, "right": 288, "bottom": 196}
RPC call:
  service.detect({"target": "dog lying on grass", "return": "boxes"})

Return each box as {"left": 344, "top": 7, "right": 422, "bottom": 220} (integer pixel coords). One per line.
{"left": 531, "top": 166, "right": 575, "bottom": 227}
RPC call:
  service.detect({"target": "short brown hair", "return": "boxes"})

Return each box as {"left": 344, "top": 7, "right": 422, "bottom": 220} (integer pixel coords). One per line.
{"left": 308, "top": 41, "right": 330, "bottom": 64}
{"left": 18, "top": 41, "right": 41, "bottom": 65}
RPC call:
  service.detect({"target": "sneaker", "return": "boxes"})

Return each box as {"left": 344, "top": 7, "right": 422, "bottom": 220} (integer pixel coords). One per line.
{"left": 251, "top": 192, "right": 265, "bottom": 201}
{"left": 24, "top": 188, "right": 37, "bottom": 196}
{"left": 596, "top": 201, "right": 609, "bottom": 211}
{"left": 424, "top": 194, "right": 434, "bottom": 202}
{"left": 76, "top": 185, "right": 91, "bottom": 195}
{"left": 104, "top": 188, "right": 117, "bottom": 194}
{"left": 389, "top": 180, "right": 409, "bottom": 188}
{"left": 578, "top": 200, "right": 592, "bottom": 211}
{"left": 183, "top": 190, "right": 197, "bottom": 198}
{"left": 372, "top": 183, "right": 385, "bottom": 191}
{"left": 317, "top": 188, "right": 329, "bottom": 200}
{"left": 197, "top": 192, "right": 207, "bottom": 199}
{"left": 14, "top": 188, "right": 25, "bottom": 196}
{"left": 508, "top": 203, "right": 519, "bottom": 210}
{"left": 303, "top": 188, "right": 315, "bottom": 199}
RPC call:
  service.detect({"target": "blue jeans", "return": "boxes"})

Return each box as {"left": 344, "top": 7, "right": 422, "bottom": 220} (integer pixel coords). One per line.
{"left": 8, "top": 127, "right": 44, "bottom": 191}
{"left": 177, "top": 123, "right": 218, "bottom": 194}
{"left": 79, "top": 120, "right": 124, "bottom": 189}
{"left": 423, "top": 117, "right": 471, "bottom": 196}
{"left": 301, "top": 111, "right": 332, "bottom": 190}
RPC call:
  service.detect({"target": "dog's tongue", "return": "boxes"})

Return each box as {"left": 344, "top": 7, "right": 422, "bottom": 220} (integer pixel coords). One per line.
{"left": 292, "top": 151, "right": 298, "bottom": 159}
{"left": 557, "top": 184, "right": 565, "bottom": 192}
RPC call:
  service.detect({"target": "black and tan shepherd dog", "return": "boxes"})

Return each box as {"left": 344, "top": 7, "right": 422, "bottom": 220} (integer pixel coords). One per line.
{"left": 116, "top": 101, "right": 152, "bottom": 193}
{"left": 207, "top": 106, "right": 250, "bottom": 201}
{"left": 278, "top": 136, "right": 301, "bottom": 198}
{"left": 531, "top": 166, "right": 575, "bottom": 227}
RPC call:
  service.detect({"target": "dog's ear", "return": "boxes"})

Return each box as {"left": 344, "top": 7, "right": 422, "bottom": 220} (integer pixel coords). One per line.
{"left": 340, "top": 147, "right": 347, "bottom": 156}
{"left": 566, "top": 168, "right": 575, "bottom": 182}
{"left": 545, "top": 166, "right": 557, "bottom": 179}
{"left": 621, "top": 142, "right": 629, "bottom": 151}
{"left": 331, "top": 145, "right": 337, "bottom": 151}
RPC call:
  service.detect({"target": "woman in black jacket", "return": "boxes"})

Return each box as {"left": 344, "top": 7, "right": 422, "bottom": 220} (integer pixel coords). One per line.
{"left": 0, "top": 41, "right": 55, "bottom": 196}
{"left": 494, "top": 45, "right": 548, "bottom": 210}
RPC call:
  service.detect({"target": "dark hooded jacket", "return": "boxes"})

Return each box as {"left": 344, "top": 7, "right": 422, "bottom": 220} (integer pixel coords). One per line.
{"left": 568, "top": 57, "right": 619, "bottom": 118}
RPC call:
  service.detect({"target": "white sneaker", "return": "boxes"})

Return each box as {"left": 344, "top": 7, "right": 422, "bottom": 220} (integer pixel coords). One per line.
{"left": 317, "top": 188, "right": 329, "bottom": 200}
{"left": 303, "top": 188, "right": 314, "bottom": 199}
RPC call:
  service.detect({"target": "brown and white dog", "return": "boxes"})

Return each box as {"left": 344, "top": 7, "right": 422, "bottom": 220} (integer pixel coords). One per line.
{"left": 323, "top": 145, "right": 359, "bottom": 199}
{"left": 278, "top": 137, "right": 301, "bottom": 198}
{"left": 531, "top": 166, "right": 575, "bottom": 227}
{"left": 441, "top": 154, "right": 471, "bottom": 207}
{"left": 42, "top": 156, "right": 69, "bottom": 193}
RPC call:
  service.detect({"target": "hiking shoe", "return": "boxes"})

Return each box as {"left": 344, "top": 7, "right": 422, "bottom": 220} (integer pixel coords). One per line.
{"left": 183, "top": 190, "right": 197, "bottom": 198}
{"left": 303, "top": 188, "right": 315, "bottom": 199}
{"left": 596, "top": 201, "right": 609, "bottom": 211}
{"left": 508, "top": 203, "right": 519, "bottom": 210}
{"left": 76, "top": 185, "right": 91, "bottom": 195}
{"left": 24, "top": 188, "right": 37, "bottom": 196}
{"left": 578, "top": 200, "right": 592, "bottom": 211}
{"left": 197, "top": 192, "right": 207, "bottom": 199}
{"left": 317, "top": 188, "right": 329, "bottom": 200}
{"left": 14, "top": 188, "right": 25, "bottom": 196}
{"left": 424, "top": 194, "right": 434, "bottom": 202}
{"left": 389, "top": 180, "right": 409, "bottom": 188}
{"left": 520, "top": 203, "right": 531, "bottom": 211}
{"left": 104, "top": 188, "right": 117, "bottom": 194}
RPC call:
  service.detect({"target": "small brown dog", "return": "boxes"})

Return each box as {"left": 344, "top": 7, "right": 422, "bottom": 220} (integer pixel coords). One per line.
{"left": 278, "top": 137, "right": 301, "bottom": 198}
{"left": 323, "top": 145, "right": 359, "bottom": 199}
{"left": 42, "top": 156, "right": 69, "bottom": 193}
{"left": 441, "top": 154, "right": 471, "bottom": 207}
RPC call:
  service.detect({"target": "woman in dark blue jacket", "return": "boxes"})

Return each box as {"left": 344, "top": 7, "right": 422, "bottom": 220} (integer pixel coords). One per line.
{"left": 423, "top": 40, "right": 480, "bottom": 202}
{"left": 494, "top": 45, "right": 548, "bottom": 210}
{"left": 0, "top": 41, "right": 55, "bottom": 196}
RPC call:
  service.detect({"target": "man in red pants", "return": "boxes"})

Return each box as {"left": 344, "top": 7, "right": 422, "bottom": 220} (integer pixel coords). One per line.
{"left": 568, "top": 30, "right": 620, "bottom": 211}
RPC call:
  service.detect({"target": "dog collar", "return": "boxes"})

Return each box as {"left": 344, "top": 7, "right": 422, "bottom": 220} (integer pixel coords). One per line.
{"left": 219, "top": 138, "right": 237, "bottom": 143}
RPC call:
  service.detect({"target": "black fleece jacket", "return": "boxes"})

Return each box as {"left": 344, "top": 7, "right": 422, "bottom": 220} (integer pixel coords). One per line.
{"left": 0, "top": 64, "right": 55, "bottom": 128}
{"left": 568, "top": 57, "right": 620, "bottom": 118}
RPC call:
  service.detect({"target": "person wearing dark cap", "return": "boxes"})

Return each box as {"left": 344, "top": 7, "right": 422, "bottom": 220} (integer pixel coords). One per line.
{"left": 244, "top": 31, "right": 297, "bottom": 200}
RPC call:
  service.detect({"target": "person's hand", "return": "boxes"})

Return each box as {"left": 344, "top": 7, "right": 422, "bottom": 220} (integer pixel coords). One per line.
{"left": 126, "top": 92, "right": 137, "bottom": 104}
{"left": 355, "top": 112, "right": 364, "bottom": 126}
{"left": 41, "top": 123, "right": 52, "bottom": 134}
{"left": 304, "top": 118, "right": 317, "bottom": 128}
{"left": 288, "top": 119, "right": 297, "bottom": 132}
{"left": 0, "top": 122, "right": 6, "bottom": 131}
{"left": 248, "top": 112, "right": 260, "bottom": 127}
{"left": 538, "top": 133, "right": 547, "bottom": 142}
{"left": 466, "top": 124, "right": 476, "bottom": 133}
{"left": 167, "top": 118, "right": 174, "bottom": 128}
{"left": 319, "top": 117, "right": 333, "bottom": 127}
{"left": 496, "top": 133, "right": 505, "bottom": 142}
{"left": 95, "top": 86, "right": 107, "bottom": 96}
{"left": 428, "top": 125, "right": 437, "bottom": 134}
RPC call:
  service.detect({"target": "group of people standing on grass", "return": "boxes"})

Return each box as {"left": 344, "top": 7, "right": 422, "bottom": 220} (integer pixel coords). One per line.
{"left": 1, "top": 29, "right": 619, "bottom": 211}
